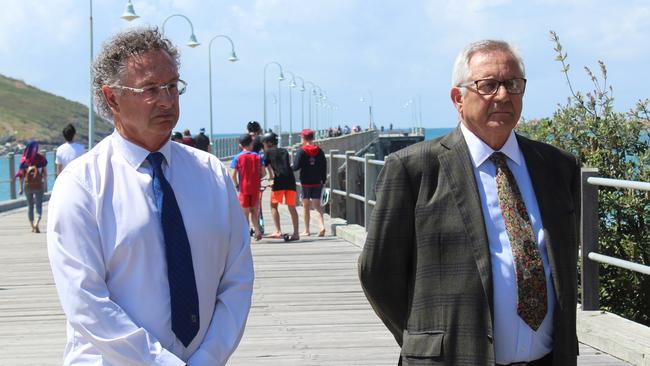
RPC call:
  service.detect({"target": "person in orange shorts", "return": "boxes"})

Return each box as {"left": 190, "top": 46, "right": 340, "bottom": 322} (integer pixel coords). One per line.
{"left": 261, "top": 132, "right": 299, "bottom": 241}
{"left": 231, "top": 133, "right": 264, "bottom": 240}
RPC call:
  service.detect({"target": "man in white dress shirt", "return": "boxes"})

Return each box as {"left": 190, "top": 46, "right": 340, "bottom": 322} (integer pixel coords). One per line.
{"left": 359, "top": 40, "right": 580, "bottom": 365}
{"left": 47, "top": 27, "right": 254, "bottom": 365}
{"left": 54, "top": 124, "right": 85, "bottom": 176}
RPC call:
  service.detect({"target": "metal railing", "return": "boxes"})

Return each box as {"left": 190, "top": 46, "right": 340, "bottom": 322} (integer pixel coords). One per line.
{"left": 580, "top": 168, "right": 650, "bottom": 310}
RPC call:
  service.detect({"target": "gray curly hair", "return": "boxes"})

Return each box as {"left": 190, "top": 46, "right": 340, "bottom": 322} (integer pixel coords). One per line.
{"left": 92, "top": 26, "right": 180, "bottom": 120}
{"left": 451, "top": 40, "right": 525, "bottom": 96}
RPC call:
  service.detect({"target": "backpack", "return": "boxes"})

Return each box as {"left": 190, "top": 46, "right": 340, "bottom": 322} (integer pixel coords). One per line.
{"left": 24, "top": 165, "right": 43, "bottom": 190}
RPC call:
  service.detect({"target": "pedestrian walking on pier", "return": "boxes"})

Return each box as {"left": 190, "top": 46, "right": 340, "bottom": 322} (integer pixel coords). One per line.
{"left": 47, "top": 27, "right": 253, "bottom": 365}
{"left": 231, "top": 133, "right": 264, "bottom": 241}
{"left": 55, "top": 124, "right": 85, "bottom": 176}
{"left": 261, "top": 132, "right": 300, "bottom": 241}
{"left": 16, "top": 140, "right": 47, "bottom": 233}
{"left": 359, "top": 40, "right": 580, "bottom": 365}
{"left": 292, "top": 128, "right": 326, "bottom": 237}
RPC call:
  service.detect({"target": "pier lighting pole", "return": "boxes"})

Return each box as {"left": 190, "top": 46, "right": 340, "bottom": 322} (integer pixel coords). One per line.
{"left": 360, "top": 90, "right": 374, "bottom": 130}
{"left": 208, "top": 35, "right": 238, "bottom": 155}
{"left": 263, "top": 62, "right": 284, "bottom": 131}
{"left": 294, "top": 76, "right": 306, "bottom": 132}
{"left": 162, "top": 14, "right": 201, "bottom": 48}
{"left": 304, "top": 81, "right": 317, "bottom": 129}
{"left": 88, "top": 1, "right": 139, "bottom": 150}
{"left": 284, "top": 71, "right": 298, "bottom": 146}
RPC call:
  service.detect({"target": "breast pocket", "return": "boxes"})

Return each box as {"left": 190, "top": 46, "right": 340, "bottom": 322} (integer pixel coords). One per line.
{"left": 401, "top": 330, "right": 444, "bottom": 363}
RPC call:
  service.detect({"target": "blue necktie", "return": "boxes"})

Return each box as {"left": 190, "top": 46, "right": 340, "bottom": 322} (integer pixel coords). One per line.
{"left": 147, "top": 152, "right": 200, "bottom": 347}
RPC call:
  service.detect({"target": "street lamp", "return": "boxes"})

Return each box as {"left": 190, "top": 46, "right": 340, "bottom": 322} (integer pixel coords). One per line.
{"left": 284, "top": 71, "right": 298, "bottom": 146}
{"left": 120, "top": 0, "right": 139, "bottom": 21}
{"left": 313, "top": 85, "right": 325, "bottom": 132}
{"left": 360, "top": 90, "right": 374, "bottom": 130}
{"left": 293, "top": 76, "right": 306, "bottom": 131}
{"left": 263, "top": 61, "right": 284, "bottom": 131}
{"left": 162, "top": 14, "right": 200, "bottom": 48}
{"left": 88, "top": 1, "right": 139, "bottom": 150}
{"left": 208, "top": 35, "right": 238, "bottom": 155}
{"left": 304, "top": 81, "right": 317, "bottom": 129}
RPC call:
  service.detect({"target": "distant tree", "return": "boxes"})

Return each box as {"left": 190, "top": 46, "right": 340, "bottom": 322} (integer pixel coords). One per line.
{"left": 516, "top": 31, "right": 650, "bottom": 325}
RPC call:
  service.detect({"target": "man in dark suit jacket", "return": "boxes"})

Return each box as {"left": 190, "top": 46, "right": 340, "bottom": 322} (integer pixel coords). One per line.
{"left": 358, "top": 40, "right": 580, "bottom": 366}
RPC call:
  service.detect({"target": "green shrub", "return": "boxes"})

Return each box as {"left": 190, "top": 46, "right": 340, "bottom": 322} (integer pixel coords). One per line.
{"left": 516, "top": 31, "right": 650, "bottom": 325}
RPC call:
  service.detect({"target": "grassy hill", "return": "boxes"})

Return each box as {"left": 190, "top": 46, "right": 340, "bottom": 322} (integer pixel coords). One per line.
{"left": 0, "top": 73, "right": 113, "bottom": 150}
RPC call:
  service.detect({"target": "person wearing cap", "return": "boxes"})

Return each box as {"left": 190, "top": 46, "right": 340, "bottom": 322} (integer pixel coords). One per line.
{"left": 292, "top": 128, "right": 327, "bottom": 237}
{"left": 195, "top": 127, "right": 210, "bottom": 152}
{"left": 171, "top": 131, "right": 183, "bottom": 142}
{"left": 231, "top": 133, "right": 264, "bottom": 241}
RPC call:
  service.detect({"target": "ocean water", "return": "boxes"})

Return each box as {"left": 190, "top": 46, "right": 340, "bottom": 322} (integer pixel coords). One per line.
{"left": 0, "top": 129, "right": 453, "bottom": 202}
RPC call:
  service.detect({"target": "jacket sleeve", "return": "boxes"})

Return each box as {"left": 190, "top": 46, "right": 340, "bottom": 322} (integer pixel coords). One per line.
{"left": 358, "top": 153, "right": 415, "bottom": 346}
{"left": 319, "top": 151, "right": 327, "bottom": 183}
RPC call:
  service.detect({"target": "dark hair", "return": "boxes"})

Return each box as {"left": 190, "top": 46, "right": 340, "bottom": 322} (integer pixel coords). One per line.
{"left": 261, "top": 132, "right": 278, "bottom": 145}
{"left": 171, "top": 131, "right": 183, "bottom": 141}
{"left": 239, "top": 133, "right": 253, "bottom": 146}
{"left": 62, "top": 124, "right": 76, "bottom": 142}
{"left": 246, "top": 121, "right": 261, "bottom": 133}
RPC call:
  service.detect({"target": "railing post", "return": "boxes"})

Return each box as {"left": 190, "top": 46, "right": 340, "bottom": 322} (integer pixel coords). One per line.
{"left": 364, "top": 153, "right": 375, "bottom": 230}
{"left": 344, "top": 151, "right": 355, "bottom": 224}
{"left": 8, "top": 153, "right": 16, "bottom": 200}
{"left": 328, "top": 149, "right": 340, "bottom": 218}
{"left": 581, "top": 167, "right": 600, "bottom": 311}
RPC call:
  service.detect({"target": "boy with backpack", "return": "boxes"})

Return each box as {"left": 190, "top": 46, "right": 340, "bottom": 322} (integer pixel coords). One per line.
{"left": 230, "top": 134, "right": 264, "bottom": 241}
{"left": 261, "top": 132, "right": 299, "bottom": 241}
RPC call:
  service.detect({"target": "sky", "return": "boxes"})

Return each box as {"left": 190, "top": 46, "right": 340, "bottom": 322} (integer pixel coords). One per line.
{"left": 2, "top": 0, "right": 649, "bottom": 135}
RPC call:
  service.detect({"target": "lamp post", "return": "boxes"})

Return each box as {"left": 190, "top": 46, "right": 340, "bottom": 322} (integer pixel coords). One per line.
{"left": 284, "top": 71, "right": 298, "bottom": 146}
{"left": 294, "top": 76, "right": 306, "bottom": 131}
{"left": 162, "top": 14, "right": 200, "bottom": 48}
{"left": 88, "top": 1, "right": 139, "bottom": 150}
{"left": 313, "top": 86, "right": 325, "bottom": 132}
{"left": 304, "top": 81, "right": 317, "bottom": 129}
{"left": 360, "top": 90, "right": 374, "bottom": 130}
{"left": 208, "top": 35, "right": 238, "bottom": 155}
{"left": 263, "top": 61, "right": 284, "bottom": 131}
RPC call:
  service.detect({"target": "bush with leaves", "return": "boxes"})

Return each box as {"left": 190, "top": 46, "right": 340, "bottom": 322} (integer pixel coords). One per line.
{"left": 516, "top": 31, "right": 650, "bottom": 325}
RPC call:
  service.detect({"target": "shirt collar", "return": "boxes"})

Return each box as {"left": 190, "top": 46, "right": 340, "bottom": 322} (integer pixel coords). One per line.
{"left": 111, "top": 130, "right": 172, "bottom": 169}
{"left": 459, "top": 123, "right": 522, "bottom": 168}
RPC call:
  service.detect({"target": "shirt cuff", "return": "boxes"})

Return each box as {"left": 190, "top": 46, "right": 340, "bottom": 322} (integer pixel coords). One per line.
{"left": 154, "top": 348, "right": 186, "bottom": 365}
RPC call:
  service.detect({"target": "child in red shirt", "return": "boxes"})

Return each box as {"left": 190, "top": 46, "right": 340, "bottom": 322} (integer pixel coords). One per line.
{"left": 231, "top": 134, "right": 264, "bottom": 240}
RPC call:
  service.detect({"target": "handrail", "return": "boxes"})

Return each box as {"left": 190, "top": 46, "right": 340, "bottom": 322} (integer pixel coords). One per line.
{"left": 580, "top": 168, "right": 649, "bottom": 311}
{"left": 588, "top": 177, "right": 650, "bottom": 191}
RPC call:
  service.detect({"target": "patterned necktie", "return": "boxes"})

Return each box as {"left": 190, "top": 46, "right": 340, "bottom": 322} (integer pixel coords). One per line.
{"left": 147, "top": 152, "right": 200, "bottom": 346}
{"left": 489, "top": 152, "right": 547, "bottom": 331}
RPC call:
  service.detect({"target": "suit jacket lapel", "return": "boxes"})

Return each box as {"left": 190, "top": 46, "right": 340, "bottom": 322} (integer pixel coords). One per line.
{"left": 439, "top": 127, "right": 494, "bottom": 318}
{"left": 518, "top": 135, "right": 564, "bottom": 306}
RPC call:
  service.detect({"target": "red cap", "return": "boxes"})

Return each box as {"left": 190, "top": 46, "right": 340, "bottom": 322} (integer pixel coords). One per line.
{"left": 301, "top": 128, "right": 314, "bottom": 140}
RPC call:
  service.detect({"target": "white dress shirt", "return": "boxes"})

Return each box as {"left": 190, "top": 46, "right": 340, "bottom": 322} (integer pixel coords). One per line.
{"left": 55, "top": 141, "right": 86, "bottom": 171}
{"left": 460, "top": 124, "right": 555, "bottom": 363}
{"left": 47, "top": 131, "right": 254, "bottom": 365}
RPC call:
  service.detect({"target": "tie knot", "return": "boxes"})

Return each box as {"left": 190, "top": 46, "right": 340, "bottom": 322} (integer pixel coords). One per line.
{"left": 147, "top": 152, "right": 165, "bottom": 169}
{"left": 489, "top": 151, "right": 508, "bottom": 168}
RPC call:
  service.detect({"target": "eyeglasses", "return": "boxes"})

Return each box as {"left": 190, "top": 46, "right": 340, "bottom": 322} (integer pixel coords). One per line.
{"left": 110, "top": 79, "right": 187, "bottom": 101}
{"left": 459, "top": 78, "right": 526, "bottom": 95}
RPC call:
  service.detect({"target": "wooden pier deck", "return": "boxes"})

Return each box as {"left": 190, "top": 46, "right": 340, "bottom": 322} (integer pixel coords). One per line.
{"left": 0, "top": 197, "right": 630, "bottom": 365}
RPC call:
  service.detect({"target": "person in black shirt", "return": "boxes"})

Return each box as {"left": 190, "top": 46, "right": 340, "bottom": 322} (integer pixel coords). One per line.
{"left": 195, "top": 127, "right": 210, "bottom": 152}
{"left": 262, "top": 132, "right": 299, "bottom": 241}
{"left": 292, "top": 129, "right": 326, "bottom": 237}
